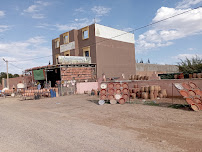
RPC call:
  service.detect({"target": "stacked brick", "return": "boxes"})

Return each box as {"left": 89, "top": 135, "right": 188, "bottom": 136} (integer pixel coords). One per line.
{"left": 61, "top": 67, "right": 96, "bottom": 81}
{"left": 175, "top": 82, "right": 202, "bottom": 111}
{"left": 99, "top": 82, "right": 129, "bottom": 104}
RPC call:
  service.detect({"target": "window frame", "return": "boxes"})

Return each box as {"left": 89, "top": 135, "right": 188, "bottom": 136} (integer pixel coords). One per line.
{"left": 54, "top": 38, "right": 60, "bottom": 48}
{"left": 82, "top": 26, "right": 89, "bottom": 40}
{"left": 64, "top": 50, "right": 70, "bottom": 56}
{"left": 63, "top": 32, "right": 69, "bottom": 44}
{"left": 55, "top": 54, "right": 60, "bottom": 64}
{"left": 82, "top": 46, "right": 90, "bottom": 57}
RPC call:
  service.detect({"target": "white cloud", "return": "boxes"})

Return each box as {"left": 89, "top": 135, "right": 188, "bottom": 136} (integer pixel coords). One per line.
{"left": 0, "top": 36, "right": 51, "bottom": 74}
{"left": 56, "top": 18, "right": 98, "bottom": 31}
{"left": 0, "top": 11, "right": 5, "bottom": 17}
{"left": 136, "top": 6, "right": 202, "bottom": 53}
{"left": 0, "top": 25, "right": 11, "bottom": 32}
{"left": 26, "top": 36, "right": 47, "bottom": 44}
{"left": 23, "top": 1, "right": 50, "bottom": 19}
{"left": 32, "top": 14, "right": 45, "bottom": 19}
{"left": 188, "top": 48, "right": 195, "bottom": 51}
{"left": 122, "top": 27, "right": 134, "bottom": 33}
{"left": 172, "top": 53, "right": 202, "bottom": 60}
{"left": 24, "top": 5, "right": 39, "bottom": 13}
{"left": 91, "top": 6, "right": 111, "bottom": 16}
{"left": 176, "top": 0, "right": 202, "bottom": 9}
{"left": 35, "top": 1, "right": 50, "bottom": 6}
{"left": 35, "top": 23, "right": 55, "bottom": 30}
{"left": 37, "top": 18, "right": 98, "bottom": 31}
{"left": 75, "top": 6, "right": 111, "bottom": 17}
{"left": 75, "top": 7, "right": 85, "bottom": 13}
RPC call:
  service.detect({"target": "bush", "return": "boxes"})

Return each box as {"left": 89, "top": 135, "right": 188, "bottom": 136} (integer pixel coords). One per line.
{"left": 177, "top": 56, "right": 202, "bottom": 74}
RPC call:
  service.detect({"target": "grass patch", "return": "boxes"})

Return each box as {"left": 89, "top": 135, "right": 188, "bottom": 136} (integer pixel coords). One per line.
{"left": 143, "top": 101, "right": 160, "bottom": 106}
{"left": 168, "top": 104, "right": 190, "bottom": 109}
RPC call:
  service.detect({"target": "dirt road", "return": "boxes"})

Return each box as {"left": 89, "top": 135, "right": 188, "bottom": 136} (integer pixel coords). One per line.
{"left": 0, "top": 95, "right": 201, "bottom": 152}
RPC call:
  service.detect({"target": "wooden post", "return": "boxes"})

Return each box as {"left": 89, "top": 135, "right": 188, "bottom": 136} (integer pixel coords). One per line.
{"left": 60, "top": 65, "right": 62, "bottom": 96}
{"left": 6, "top": 60, "right": 9, "bottom": 89}
{"left": 3, "top": 58, "right": 9, "bottom": 89}
{"left": 45, "top": 68, "right": 48, "bottom": 88}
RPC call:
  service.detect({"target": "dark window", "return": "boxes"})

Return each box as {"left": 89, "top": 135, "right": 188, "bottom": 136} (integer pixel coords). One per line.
{"left": 85, "top": 51, "right": 89, "bottom": 57}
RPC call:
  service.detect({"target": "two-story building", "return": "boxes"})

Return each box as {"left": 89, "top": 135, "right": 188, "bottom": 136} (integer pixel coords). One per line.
{"left": 52, "top": 23, "right": 136, "bottom": 78}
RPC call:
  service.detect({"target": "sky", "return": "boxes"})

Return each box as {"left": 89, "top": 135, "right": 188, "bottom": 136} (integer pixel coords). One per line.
{"left": 0, "top": 0, "right": 202, "bottom": 74}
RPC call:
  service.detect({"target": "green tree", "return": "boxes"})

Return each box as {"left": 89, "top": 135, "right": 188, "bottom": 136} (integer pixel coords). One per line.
{"left": 0, "top": 72, "right": 20, "bottom": 84}
{"left": 13, "top": 74, "right": 19, "bottom": 77}
{"left": 140, "top": 59, "right": 143, "bottom": 63}
{"left": 177, "top": 56, "right": 202, "bottom": 74}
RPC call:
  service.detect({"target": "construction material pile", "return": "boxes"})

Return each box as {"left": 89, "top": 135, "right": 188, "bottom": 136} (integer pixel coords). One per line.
{"left": 130, "top": 85, "right": 167, "bottom": 100}
{"left": 99, "top": 82, "right": 129, "bottom": 105}
{"left": 174, "top": 82, "right": 202, "bottom": 111}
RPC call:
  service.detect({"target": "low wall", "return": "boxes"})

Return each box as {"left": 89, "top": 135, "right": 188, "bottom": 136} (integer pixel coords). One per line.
{"left": 76, "top": 82, "right": 98, "bottom": 94}
{"left": 129, "top": 79, "right": 202, "bottom": 97}
{"left": 4, "top": 76, "right": 32, "bottom": 89}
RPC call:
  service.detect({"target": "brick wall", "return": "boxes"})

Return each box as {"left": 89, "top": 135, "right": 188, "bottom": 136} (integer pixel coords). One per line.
{"left": 61, "top": 67, "right": 96, "bottom": 81}
{"left": 129, "top": 79, "right": 202, "bottom": 97}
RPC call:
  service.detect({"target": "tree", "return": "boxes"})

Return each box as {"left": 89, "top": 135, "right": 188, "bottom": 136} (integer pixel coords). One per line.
{"left": 140, "top": 59, "right": 143, "bottom": 63}
{"left": 0, "top": 72, "right": 20, "bottom": 84}
{"left": 147, "top": 58, "right": 150, "bottom": 63}
{"left": 13, "top": 74, "right": 19, "bottom": 77}
{"left": 177, "top": 56, "right": 202, "bottom": 74}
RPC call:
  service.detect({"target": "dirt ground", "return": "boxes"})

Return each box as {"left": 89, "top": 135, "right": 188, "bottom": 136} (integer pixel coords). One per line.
{"left": 0, "top": 95, "right": 201, "bottom": 152}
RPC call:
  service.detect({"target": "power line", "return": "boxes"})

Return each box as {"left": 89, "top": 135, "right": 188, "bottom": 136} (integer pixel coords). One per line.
{"left": 134, "top": 5, "right": 202, "bottom": 31}
{"left": 9, "top": 63, "right": 24, "bottom": 70}
{"left": 7, "top": 5, "right": 202, "bottom": 64}
{"left": 9, "top": 55, "right": 52, "bottom": 63}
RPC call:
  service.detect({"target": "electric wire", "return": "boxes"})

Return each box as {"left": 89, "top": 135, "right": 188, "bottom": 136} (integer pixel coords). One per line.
{"left": 5, "top": 5, "right": 202, "bottom": 65}
{"left": 9, "top": 63, "right": 24, "bottom": 70}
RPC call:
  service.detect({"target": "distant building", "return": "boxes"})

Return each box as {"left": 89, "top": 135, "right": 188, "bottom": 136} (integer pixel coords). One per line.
{"left": 136, "top": 63, "right": 179, "bottom": 77}
{"left": 52, "top": 23, "right": 136, "bottom": 78}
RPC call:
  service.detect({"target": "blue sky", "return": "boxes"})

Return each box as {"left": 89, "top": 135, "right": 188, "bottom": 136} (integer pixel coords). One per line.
{"left": 0, "top": 0, "right": 202, "bottom": 74}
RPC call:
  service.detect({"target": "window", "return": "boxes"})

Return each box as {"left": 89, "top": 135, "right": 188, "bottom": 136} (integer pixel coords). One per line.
{"left": 64, "top": 50, "right": 70, "bottom": 56}
{"left": 84, "top": 51, "right": 89, "bottom": 57}
{"left": 83, "top": 46, "right": 90, "bottom": 57}
{"left": 82, "top": 26, "right": 89, "bottom": 40}
{"left": 83, "top": 30, "right": 88, "bottom": 39}
{"left": 55, "top": 38, "right": 60, "bottom": 48}
{"left": 63, "top": 32, "right": 69, "bottom": 44}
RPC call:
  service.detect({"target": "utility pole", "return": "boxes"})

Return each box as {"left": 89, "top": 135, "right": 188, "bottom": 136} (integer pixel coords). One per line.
{"left": 3, "top": 58, "right": 9, "bottom": 89}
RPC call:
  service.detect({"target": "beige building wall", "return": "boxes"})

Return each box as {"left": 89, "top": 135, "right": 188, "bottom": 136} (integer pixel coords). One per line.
{"left": 136, "top": 63, "right": 179, "bottom": 76}
{"left": 95, "top": 37, "right": 136, "bottom": 78}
